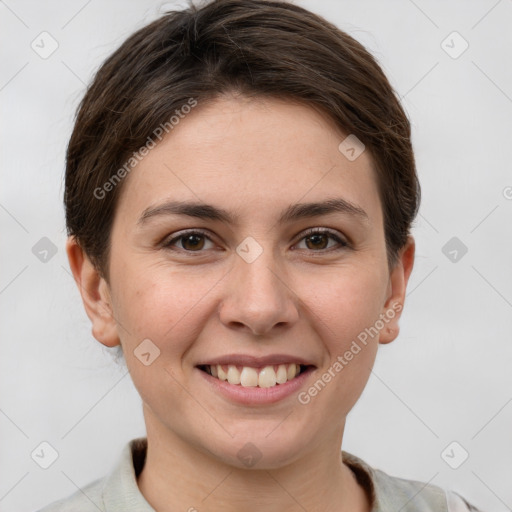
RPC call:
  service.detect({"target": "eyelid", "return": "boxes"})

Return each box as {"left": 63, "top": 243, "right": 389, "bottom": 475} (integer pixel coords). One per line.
{"left": 293, "top": 227, "right": 349, "bottom": 250}
{"left": 162, "top": 228, "right": 217, "bottom": 249}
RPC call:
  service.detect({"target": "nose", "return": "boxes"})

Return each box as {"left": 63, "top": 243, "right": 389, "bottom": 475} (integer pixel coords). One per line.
{"left": 219, "top": 249, "right": 300, "bottom": 336}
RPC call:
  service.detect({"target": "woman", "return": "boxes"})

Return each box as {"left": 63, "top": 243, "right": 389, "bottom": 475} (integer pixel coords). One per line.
{"left": 39, "top": 0, "right": 482, "bottom": 510}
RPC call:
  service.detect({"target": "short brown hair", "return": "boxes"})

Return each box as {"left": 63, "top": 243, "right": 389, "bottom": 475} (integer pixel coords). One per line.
{"left": 65, "top": 0, "right": 420, "bottom": 278}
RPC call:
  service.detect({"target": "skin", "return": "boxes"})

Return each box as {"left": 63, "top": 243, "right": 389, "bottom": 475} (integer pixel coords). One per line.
{"left": 67, "top": 94, "right": 415, "bottom": 512}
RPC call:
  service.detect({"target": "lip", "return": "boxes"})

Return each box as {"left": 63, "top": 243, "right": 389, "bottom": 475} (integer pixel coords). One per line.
{"left": 196, "top": 353, "right": 315, "bottom": 368}
{"left": 196, "top": 365, "right": 316, "bottom": 405}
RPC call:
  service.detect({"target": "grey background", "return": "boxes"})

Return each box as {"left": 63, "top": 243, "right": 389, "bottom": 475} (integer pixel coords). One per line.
{"left": 1, "top": 1, "right": 511, "bottom": 511}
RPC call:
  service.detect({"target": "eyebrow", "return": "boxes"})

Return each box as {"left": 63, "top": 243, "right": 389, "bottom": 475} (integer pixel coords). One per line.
{"left": 137, "top": 197, "right": 369, "bottom": 226}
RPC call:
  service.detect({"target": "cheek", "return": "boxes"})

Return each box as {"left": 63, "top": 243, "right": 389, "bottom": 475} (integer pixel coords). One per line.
{"left": 301, "top": 265, "right": 388, "bottom": 348}
{"left": 295, "top": 264, "right": 386, "bottom": 414}
{"left": 110, "top": 263, "right": 224, "bottom": 411}
{"left": 298, "top": 265, "right": 387, "bottom": 413}
{"left": 113, "top": 264, "right": 225, "bottom": 347}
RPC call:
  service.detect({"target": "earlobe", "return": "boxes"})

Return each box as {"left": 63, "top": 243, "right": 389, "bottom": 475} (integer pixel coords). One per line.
{"left": 379, "top": 236, "right": 415, "bottom": 345}
{"left": 65, "top": 237, "right": 120, "bottom": 347}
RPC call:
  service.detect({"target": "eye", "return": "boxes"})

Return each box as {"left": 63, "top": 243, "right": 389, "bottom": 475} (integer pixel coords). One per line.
{"left": 294, "top": 228, "right": 348, "bottom": 252}
{"left": 164, "top": 230, "right": 216, "bottom": 252}
{"left": 162, "top": 227, "right": 348, "bottom": 254}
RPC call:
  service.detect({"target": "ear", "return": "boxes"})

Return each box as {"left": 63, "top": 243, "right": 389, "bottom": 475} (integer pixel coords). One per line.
{"left": 66, "top": 236, "right": 120, "bottom": 347}
{"left": 378, "top": 235, "right": 415, "bottom": 345}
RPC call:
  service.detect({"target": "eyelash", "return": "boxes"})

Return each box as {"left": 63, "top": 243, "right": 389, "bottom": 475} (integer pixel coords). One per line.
{"left": 162, "top": 228, "right": 349, "bottom": 254}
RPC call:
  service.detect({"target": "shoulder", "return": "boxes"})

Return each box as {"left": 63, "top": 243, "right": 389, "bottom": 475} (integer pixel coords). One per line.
{"left": 372, "top": 468, "right": 482, "bottom": 511}
{"left": 35, "top": 476, "right": 107, "bottom": 512}
{"left": 35, "top": 438, "right": 151, "bottom": 512}
{"left": 342, "top": 451, "right": 484, "bottom": 512}
{"left": 372, "top": 466, "right": 447, "bottom": 510}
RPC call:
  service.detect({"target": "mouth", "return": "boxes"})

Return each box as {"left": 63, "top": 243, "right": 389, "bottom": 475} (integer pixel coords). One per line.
{"left": 198, "top": 363, "right": 311, "bottom": 389}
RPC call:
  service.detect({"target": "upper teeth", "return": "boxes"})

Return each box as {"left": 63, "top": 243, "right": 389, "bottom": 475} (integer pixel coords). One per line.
{"left": 208, "top": 363, "right": 302, "bottom": 388}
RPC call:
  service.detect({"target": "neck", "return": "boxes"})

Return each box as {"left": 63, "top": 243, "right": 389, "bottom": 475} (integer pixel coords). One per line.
{"left": 137, "top": 409, "right": 371, "bottom": 512}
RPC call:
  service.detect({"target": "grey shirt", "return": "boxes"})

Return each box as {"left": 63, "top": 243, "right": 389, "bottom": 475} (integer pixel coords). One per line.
{"left": 37, "top": 438, "right": 483, "bottom": 511}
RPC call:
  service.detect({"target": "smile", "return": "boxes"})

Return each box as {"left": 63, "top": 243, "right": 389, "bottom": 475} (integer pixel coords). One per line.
{"left": 198, "top": 363, "right": 309, "bottom": 388}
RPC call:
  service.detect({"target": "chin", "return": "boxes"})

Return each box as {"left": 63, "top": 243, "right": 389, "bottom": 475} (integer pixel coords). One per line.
{"left": 209, "top": 429, "right": 312, "bottom": 471}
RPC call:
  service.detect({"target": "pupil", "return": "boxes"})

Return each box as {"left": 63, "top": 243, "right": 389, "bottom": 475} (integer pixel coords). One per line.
{"left": 183, "top": 234, "right": 204, "bottom": 250}
{"left": 307, "top": 234, "right": 327, "bottom": 250}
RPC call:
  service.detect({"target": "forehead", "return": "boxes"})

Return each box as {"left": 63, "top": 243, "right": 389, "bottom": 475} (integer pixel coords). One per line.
{"left": 115, "top": 95, "right": 382, "bottom": 226}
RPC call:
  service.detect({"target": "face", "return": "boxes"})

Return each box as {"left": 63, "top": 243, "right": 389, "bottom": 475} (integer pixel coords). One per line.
{"left": 69, "top": 95, "right": 414, "bottom": 469}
